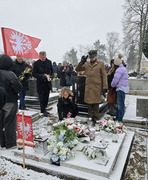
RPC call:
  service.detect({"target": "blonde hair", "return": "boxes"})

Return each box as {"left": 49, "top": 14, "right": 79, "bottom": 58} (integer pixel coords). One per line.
{"left": 59, "top": 87, "right": 73, "bottom": 98}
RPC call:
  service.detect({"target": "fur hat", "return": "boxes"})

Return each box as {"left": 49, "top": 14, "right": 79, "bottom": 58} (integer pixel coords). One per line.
{"left": 114, "top": 54, "right": 123, "bottom": 66}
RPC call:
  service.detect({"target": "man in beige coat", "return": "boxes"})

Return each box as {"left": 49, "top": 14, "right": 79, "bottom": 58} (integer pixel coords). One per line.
{"left": 75, "top": 50, "right": 108, "bottom": 123}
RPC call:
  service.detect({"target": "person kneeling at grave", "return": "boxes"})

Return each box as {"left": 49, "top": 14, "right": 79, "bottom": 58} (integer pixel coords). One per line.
{"left": 57, "top": 87, "right": 78, "bottom": 120}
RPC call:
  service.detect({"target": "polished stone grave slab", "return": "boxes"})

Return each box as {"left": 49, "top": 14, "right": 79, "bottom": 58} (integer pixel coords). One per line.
{"left": 136, "top": 98, "right": 148, "bottom": 118}
{"left": 61, "top": 132, "right": 126, "bottom": 178}
{"left": 1, "top": 131, "right": 134, "bottom": 180}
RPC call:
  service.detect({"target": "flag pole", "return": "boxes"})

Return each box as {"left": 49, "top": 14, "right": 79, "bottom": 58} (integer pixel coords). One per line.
{"left": 22, "top": 111, "right": 25, "bottom": 169}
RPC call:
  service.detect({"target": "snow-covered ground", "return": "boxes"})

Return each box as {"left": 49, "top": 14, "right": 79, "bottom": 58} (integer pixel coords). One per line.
{"left": 0, "top": 157, "right": 62, "bottom": 180}
{"left": 0, "top": 94, "right": 147, "bottom": 180}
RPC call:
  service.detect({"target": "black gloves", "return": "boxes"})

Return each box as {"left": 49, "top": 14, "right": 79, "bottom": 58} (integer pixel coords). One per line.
{"left": 80, "top": 55, "right": 88, "bottom": 64}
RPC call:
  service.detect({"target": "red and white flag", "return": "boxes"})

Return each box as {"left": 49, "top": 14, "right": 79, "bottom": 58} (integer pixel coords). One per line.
{"left": 1, "top": 27, "right": 41, "bottom": 59}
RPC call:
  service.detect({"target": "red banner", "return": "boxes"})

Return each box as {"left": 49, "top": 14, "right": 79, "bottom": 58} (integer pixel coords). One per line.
{"left": 17, "top": 113, "right": 34, "bottom": 147}
{"left": 1, "top": 27, "right": 41, "bottom": 59}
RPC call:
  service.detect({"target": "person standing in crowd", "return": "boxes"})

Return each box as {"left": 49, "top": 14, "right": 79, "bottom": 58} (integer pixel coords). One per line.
{"left": 106, "top": 59, "right": 117, "bottom": 116}
{"left": 0, "top": 83, "right": 6, "bottom": 110}
{"left": 12, "top": 56, "right": 31, "bottom": 110}
{"left": 75, "top": 50, "right": 108, "bottom": 124}
{"left": 111, "top": 54, "right": 129, "bottom": 122}
{"left": 52, "top": 62, "right": 58, "bottom": 78}
{"left": 59, "top": 61, "right": 72, "bottom": 87}
{"left": 57, "top": 87, "right": 78, "bottom": 120}
{"left": 0, "top": 54, "right": 23, "bottom": 149}
{"left": 57, "top": 63, "right": 62, "bottom": 79}
{"left": 32, "top": 51, "right": 53, "bottom": 117}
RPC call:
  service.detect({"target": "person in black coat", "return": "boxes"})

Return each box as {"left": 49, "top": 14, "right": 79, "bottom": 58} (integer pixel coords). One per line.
{"left": 0, "top": 54, "right": 23, "bottom": 149}
{"left": 0, "top": 83, "right": 6, "bottom": 110}
{"left": 59, "top": 61, "right": 72, "bottom": 87}
{"left": 32, "top": 51, "right": 53, "bottom": 117}
{"left": 12, "top": 56, "right": 31, "bottom": 110}
{"left": 57, "top": 87, "right": 78, "bottom": 120}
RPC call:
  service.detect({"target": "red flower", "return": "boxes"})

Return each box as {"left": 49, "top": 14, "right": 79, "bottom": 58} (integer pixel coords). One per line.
{"left": 67, "top": 123, "right": 71, "bottom": 126}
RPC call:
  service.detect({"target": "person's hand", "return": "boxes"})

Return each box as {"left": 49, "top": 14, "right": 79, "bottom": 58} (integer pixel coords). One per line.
{"left": 102, "top": 89, "right": 107, "bottom": 97}
{"left": 80, "top": 55, "right": 88, "bottom": 64}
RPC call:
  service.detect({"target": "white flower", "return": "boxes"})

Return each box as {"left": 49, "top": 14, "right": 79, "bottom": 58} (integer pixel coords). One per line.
{"left": 67, "top": 125, "right": 73, "bottom": 130}
{"left": 53, "top": 147, "right": 58, "bottom": 154}
{"left": 57, "top": 142, "right": 64, "bottom": 148}
{"left": 59, "top": 147, "right": 67, "bottom": 155}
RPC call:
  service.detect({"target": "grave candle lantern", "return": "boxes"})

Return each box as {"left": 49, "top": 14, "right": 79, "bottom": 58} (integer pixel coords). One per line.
{"left": 34, "top": 136, "right": 48, "bottom": 155}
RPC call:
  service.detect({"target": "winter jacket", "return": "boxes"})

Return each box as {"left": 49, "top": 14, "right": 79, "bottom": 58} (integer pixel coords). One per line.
{"left": 111, "top": 64, "right": 128, "bottom": 88}
{"left": 59, "top": 66, "right": 72, "bottom": 87}
{"left": 32, "top": 58, "right": 53, "bottom": 94}
{"left": 52, "top": 65, "right": 58, "bottom": 74}
{"left": 0, "top": 55, "right": 23, "bottom": 102}
{"left": 12, "top": 60, "right": 30, "bottom": 91}
{"left": 57, "top": 96, "right": 78, "bottom": 120}
{"left": 0, "top": 83, "right": 6, "bottom": 110}
{"left": 75, "top": 60, "right": 108, "bottom": 104}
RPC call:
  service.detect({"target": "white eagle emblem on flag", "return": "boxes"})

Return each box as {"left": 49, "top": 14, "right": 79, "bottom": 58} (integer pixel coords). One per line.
{"left": 18, "top": 122, "right": 32, "bottom": 139}
{"left": 9, "top": 31, "right": 32, "bottom": 55}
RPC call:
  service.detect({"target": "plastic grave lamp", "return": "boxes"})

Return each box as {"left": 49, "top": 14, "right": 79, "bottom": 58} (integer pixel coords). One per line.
{"left": 34, "top": 136, "right": 48, "bottom": 155}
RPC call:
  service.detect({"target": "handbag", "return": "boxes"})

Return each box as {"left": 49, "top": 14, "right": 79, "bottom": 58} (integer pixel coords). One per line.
{"left": 107, "top": 88, "right": 117, "bottom": 104}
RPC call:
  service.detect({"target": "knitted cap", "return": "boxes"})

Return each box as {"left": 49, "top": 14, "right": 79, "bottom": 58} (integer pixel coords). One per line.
{"left": 114, "top": 54, "right": 123, "bottom": 66}
{"left": 0, "top": 54, "right": 13, "bottom": 70}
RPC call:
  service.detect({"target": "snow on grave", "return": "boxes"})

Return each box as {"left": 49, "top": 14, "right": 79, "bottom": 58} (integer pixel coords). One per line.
{"left": 60, "top": 132, "right": 126, "bottom": 178}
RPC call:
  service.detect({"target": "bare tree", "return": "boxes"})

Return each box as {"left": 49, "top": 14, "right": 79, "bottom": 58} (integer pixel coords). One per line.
{"left": 106, "top": 32, "right": 121, "bottom": 61}
{"left": 122, "top": 0, "right": 148, "bottom": 72}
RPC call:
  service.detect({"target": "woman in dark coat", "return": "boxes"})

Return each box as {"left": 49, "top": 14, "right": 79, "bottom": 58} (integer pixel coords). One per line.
{"left": 57, "top": 87, "right": 78, "bottom": 120}
{"left": 0, "top": 54, "right": 23, "bottom": 149}
{"left": 107, "top": 59, "right": 117, "bottom": 116}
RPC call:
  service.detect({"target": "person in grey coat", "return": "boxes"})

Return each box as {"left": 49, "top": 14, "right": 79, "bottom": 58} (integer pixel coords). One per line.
{"left": 0, "top": 54, "right": 23, "bottom": 149}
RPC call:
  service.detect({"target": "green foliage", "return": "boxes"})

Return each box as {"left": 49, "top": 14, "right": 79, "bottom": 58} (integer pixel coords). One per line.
{"left": 143, "top": 26, "right": 148, "bottom": 59}
{"left": 93, "top": 40, "right": 107, "bottom": 62}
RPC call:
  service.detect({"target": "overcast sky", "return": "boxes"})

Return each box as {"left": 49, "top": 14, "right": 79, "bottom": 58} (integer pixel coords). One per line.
{"left": 0, "top": 0, "right": 125, "bottom": 62}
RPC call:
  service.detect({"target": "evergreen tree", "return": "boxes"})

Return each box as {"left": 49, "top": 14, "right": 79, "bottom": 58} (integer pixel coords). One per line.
{"left": 93, "top": 40, "right": 107, "bottom": 62}
{"left": 63, "top": 48, "right": 78, "bottom": 65}
{"left": 127, "top": 42, "right": 137, "bottom": 71}
{"left": 143, "top": 26, "right": 148, "bottom": 59}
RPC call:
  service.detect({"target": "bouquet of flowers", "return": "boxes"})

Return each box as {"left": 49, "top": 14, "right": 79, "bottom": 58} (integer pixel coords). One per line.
{"left": 99, "top": 120, "right": 127, "bottom": 134}
{"left": 53, "top": 119, "right": 79, "bottom": 149}
{"left": 75, "top": 124, "right": 90, "bottom": 138}
{"left": 80, "top": 145, "right": 97, "bottom": 160}
{"left": 53, "top": 73, "right": 58, "bottom": 79}
{"left": 19, "top": 66, "right": 33, "bottom": 81}
{"left": 48, "top": 141, "right": 75, "bottom": 162}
